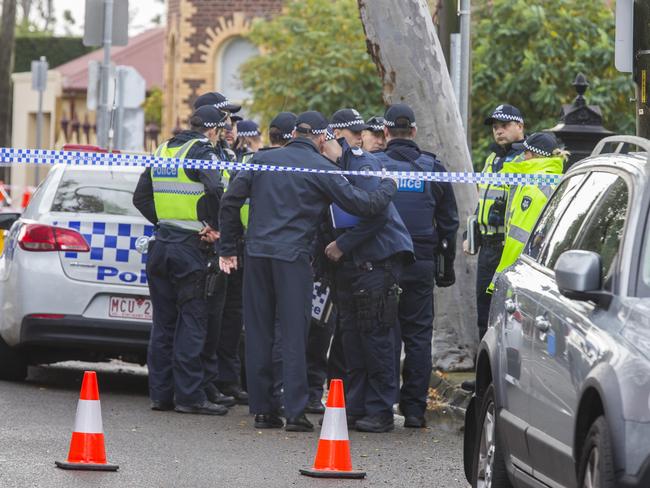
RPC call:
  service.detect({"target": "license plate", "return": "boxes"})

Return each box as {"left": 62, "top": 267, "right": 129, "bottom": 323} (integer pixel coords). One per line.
{"left": 108, "top": 296, "right": 152, "bottom": 320}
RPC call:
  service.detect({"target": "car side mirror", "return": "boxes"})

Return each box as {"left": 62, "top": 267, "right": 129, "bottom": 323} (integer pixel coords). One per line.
{"left": 554, "top": 250, "right": 612, "bottom": 309}
{"left": 0, "top": 212, "right": 21, "bottom": 231}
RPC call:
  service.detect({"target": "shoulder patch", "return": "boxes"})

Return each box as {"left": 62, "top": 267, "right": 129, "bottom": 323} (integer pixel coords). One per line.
{"left": 521, "top": 196, "right": 532, "bottom": 211}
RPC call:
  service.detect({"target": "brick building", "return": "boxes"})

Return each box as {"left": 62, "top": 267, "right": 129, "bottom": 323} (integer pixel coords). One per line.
{"left": 164, "top": 0, "right": 283, "bottom": 135}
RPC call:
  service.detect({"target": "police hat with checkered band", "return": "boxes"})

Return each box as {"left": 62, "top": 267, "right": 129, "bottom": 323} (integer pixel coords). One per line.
{"left": 514, "top": 132, "right": 561, "bottom": 157}
{"left": 190, "top": 105, "right": 229, "bottom": 129}
{"left": 236, "top": 120, "right": 261, "bottom": 138}
{"left": 295, "top": 111, "right": 329, "bottom": 135}
{"left": 193, "top": 91, "right": 241, "bottom": 113}
{"left": 484, "top": 104, "right": 524, "bottom": 126}
{"left": 365, "top": 116, "right": 385, "bottom": 133}
{"left": 384, "top": 104, "right": 417, "bottom": 129}
{"left": 330, "top": 108, "right": 369, "bottom": 132}
{"left": 270, "top": 112, "right": 297, "bottom": 140}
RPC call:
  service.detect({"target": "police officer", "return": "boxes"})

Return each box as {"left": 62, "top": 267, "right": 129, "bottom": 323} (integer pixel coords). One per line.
{"left": 375, "top": 103, "right": 459, "bottom": 428}
{"left": 487, "top": 132, "right": 565, "bottom": 292}
{"left": 464, "top": 104, "right": 525, "bottom": 340}
{"left": 234, "top": 120, "right": 263, "bottom": 155}
{"left": 218, "top": 111, "right": 399, "bottom": 432}
{"left": 193, "top": 91, "right": 241, "bottom": 162}
{"left": 325, "top": 108, "right": 414, "bottom": 433}
{"left": 135, "top": 105, "right": 229, "bottom": 415}
{"left": 361, "top": 116, "right": 386, "bottom": 153}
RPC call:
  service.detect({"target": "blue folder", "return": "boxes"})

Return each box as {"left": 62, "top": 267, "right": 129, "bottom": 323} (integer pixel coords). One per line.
{"left": 329, "top": 204, "right": 360, "bottom": 229}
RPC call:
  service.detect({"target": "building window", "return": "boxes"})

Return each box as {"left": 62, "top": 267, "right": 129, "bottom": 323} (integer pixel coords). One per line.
{"left": 216, "top": 36, "right": 258, "bottom": 107}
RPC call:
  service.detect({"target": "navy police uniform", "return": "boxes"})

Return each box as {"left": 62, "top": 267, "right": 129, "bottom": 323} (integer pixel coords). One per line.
{"left": 219, "top": 111, "right": 398, "bottom": 430}
{"left": 327, "top": 109, "right": 414, "bottom": 432}
{"left": 133, "top": 105, "right": 228, "bottom": 414}
{"left": 375, "top": 104, "right": 459, "bottom": 426}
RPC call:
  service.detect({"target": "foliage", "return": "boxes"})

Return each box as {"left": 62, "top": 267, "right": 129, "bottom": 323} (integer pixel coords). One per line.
{"left": 16, "top": 0, "right": 54, "bottom": 36}
{"left": 143, "top": 86, "right": 163, "bottom": 126}
{"left": 13, "top": 36, "right": 93, "bottom": 72}
{"left": 240, "top": 0, "right": 384, "bottom": 127}
{"left": 471, "top": 0, "right": 635, "bottom": 167}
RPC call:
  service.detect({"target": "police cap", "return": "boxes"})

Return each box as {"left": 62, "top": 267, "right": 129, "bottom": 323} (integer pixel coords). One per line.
{"left": 270, "top": 112, "right": 298, "bottom": 140}
{"left": 237, "top": 120, "right": 261, "bottom": 138}
{"left": 193, "top": 91, "right": 242, "bottom": 113}
{"left": 384, "top": 104, "right": 417, "bottom": 129}
{"left": 295, "top": 111, "right": 329, "bottom": 135}
{"left": 330, "top": 108, "right": 369, "bottom": 132}
{"left": 365, "top": 116, "right": 385, "bottom": 133}
{"left": 190, "top": 105, "right": 229, "bottom": 129}
{"left": 514, "top": 132, "right": 561, "bottom": 157}
{"left": 484, "top": 104, "right": 524, "bottom": 126}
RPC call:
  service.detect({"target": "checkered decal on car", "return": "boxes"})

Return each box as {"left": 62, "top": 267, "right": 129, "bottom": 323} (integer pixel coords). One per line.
{"left": 53, "top": 221, "right": 154, "bottom": 265}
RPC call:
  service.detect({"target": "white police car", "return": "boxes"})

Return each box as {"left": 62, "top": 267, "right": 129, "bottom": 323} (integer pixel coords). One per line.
{"left": 0, "top": 162, "right": 153, "bottom": 380}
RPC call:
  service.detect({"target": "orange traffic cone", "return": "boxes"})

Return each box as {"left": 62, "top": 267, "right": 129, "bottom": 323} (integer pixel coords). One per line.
{"left": 299, "top": 379, "right": 366, "bottom": 479}
{"left": 20, "top": 189, "right": 31, "bottom": 209}
{"left": 55, "top": 371, "right": 118, "bottom": 471}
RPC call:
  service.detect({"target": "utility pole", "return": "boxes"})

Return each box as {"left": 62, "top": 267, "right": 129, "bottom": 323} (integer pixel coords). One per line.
{"left": 458, "top": 0, "right": 471, "bottom": 145}
{"left": 635, "top": 0, "right": 650, "bottom": 137}
{"left": 98, "top": 0, "right": 114, "bottom": 149}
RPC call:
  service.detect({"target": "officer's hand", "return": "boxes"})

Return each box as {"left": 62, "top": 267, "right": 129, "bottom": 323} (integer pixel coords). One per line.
{"left": 462, "top": 239, "right": 470, "bottom": 255}
{"left": 219, "top": 256, "right": 238, "bottom": 274}
{"left": 380, "top": 167, "right": 399, "bottom": 186}
{"left": 199, "top": 224, "right": 220, "bottom": 243}
{"left": 325, "top": 241, "right": 344, "bottom": 262}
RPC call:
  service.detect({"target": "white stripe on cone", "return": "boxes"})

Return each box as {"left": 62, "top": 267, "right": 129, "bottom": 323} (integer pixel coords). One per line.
{"left": 73, "top": 399, "right": 104, "bottom": 434}
{"left": 320, "top": 407, "right": 349, "bottom": 441}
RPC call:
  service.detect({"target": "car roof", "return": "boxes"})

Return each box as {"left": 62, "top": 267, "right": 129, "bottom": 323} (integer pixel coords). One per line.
{"left": 55, "top": 163, "right": 146, "bottom": 174}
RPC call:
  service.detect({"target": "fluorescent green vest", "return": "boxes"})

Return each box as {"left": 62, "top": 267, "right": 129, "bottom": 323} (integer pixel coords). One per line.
{"left": 222, "top": 152, "right": 253, "bottom": 229}
{"left": 487, "top": 156, "right": 565, "bottom": 293}
{"left": 477, "top": 151, "right": 526, "bottom": 236}
{"left": 151, "top": 139, "right": 205, "bottom": 231}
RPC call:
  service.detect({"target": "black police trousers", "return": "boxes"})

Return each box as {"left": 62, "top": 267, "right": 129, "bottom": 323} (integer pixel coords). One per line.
{"left": 146, "top": 237, "right": 219, "bottom": 407}
{"left": 396, "top": 259, "right": 435, "bottom": 418}
{"left": 243, "top": 253, "right": 311, "bottom": 419}
{"left": 337, "top": 259, "right": 401, "bottom": 418}
{"left": 476, "top": 241, "right": 503, "bottom": 339}
{"left": 216, "top": 267, "right": 244, "bottom": 387}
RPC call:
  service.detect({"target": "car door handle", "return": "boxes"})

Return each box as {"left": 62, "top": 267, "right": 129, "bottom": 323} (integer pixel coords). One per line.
{"left": 505, "top": 299, "right": 516, "bottom": 314}
{"left": 534, "top": 315, "right": 551, "bottom": 332}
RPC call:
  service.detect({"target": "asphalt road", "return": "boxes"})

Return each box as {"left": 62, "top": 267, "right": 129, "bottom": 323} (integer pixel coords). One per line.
{"left": 0, "top": 361, "right": 467, "bottom": 488}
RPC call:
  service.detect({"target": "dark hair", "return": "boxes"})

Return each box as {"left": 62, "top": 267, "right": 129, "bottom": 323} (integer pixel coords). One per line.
{"left": 386, "top": 117, "right": 414, "bottom": 139}
{"left": 189, "top": 115, "right": 210, "bottom": 134}
{"left": 295, "top": 124, "right": 321, "bottom": 142}
{"left": 269, "top": 127, "right": 284, "bottom": 146}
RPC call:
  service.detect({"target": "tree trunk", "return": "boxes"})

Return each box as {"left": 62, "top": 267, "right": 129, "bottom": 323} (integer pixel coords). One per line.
{"left": 358, "top": 0, "right": 478, "bottom": 370}
{"left": 0, "top": 0, "right": 17, "bottom": 152}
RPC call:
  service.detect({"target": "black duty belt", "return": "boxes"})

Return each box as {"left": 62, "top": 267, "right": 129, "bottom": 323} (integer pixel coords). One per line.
{"left": 481, "top": 233, "right": 505, "bottom": 245}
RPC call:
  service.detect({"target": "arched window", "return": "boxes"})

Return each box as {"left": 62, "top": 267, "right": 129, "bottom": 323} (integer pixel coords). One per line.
{"left": 216, "top": 36, "right": 259, "bottom": 106}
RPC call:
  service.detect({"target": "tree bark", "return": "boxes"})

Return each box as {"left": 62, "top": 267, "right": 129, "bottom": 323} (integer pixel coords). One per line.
{"left": 0, "top": 0, "right": 17, "bottom": 150}
{"left": 358, "top": 0, "right": 478, "bottom": 370}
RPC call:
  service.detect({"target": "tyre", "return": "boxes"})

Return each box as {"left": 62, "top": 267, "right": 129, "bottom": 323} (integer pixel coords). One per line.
{"left": 471, "top": 383, "right": 512, "bottom": 488}
{"left": 578, "top": 416, "right": 615, "bottom": 488}
{"left": 0, "top": 334, "right": 27, "bottom": 381}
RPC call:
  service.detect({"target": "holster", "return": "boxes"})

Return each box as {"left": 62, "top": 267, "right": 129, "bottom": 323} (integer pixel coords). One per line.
{"left": 352, "top": 278, "right": 402, "bottom": 333}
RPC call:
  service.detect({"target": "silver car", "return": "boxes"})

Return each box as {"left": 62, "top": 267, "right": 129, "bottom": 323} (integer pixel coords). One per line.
{"left": 0, "top": 163, "right": 153, "bottom": 381}
{"left": 464, "top": 136, "right": 650, "bottom": 488}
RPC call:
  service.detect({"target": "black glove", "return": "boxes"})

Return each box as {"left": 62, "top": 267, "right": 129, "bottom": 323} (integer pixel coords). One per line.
{"left": 435, "top": 239, "right": 456, "bottom": 287}
{"left": 488, "top": 196, "right": 506, "bottom": 227}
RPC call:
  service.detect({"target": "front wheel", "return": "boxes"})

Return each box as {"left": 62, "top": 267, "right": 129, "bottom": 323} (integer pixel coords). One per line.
{"left": 578, "top": 416, "right": 615, "bottom": 488}
{"left": 471, "top": 383, "right": 512, "bottom": 488}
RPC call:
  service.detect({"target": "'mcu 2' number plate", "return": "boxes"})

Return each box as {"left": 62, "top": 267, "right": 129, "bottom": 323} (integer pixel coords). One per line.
{"left": 109, "top": 296, "right": 152, "bottom": 320}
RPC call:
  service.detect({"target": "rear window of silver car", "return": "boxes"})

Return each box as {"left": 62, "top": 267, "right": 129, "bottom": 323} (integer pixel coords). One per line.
{"left": 51, "top": 169, "right": 141, "bottom": 216}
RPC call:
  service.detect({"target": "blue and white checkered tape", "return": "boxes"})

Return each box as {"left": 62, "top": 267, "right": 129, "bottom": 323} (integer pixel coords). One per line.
{"left": 0, "top": 147, "right": 563, "bottom": 187}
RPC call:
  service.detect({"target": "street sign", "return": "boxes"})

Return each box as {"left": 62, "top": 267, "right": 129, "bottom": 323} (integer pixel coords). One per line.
{"left": 615, "top": 0, "right": 634, "bottom": 73}
{"left": 83, "top": 0, "right": 129, "bottom": 47}
{"left": 30, "top": 57, "right": 48, "bottom": 91}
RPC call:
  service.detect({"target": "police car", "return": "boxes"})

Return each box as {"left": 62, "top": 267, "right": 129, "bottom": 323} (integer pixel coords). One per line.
{"left": 0, "top": 156, "right": 153, "bottom": 381}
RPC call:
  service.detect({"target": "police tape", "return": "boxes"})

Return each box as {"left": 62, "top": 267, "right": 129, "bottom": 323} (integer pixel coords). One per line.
{"left": 0, "top": 147, "right": 563, "bottom": 186}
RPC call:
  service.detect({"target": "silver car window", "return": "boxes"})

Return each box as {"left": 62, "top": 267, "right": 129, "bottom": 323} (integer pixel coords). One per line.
{"left": 541, "top": 172, "right": 619, "bottom": 270}
{"left": 641, "top": 210, "right": 650, "bottom": 295}
{"left": 50, "top": 169, "right": 141, "bottom": 216}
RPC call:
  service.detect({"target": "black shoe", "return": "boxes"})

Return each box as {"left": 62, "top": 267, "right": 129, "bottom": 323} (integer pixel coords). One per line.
{"left": 219, "top": 383, "right": 249, "bottom": 405}
{"left": 285, "top": 414, "right": 314, "bottom": 432}
{"left": 205, "top": 384, "right": 237, "bottom": 407}
{"left": 404, "top": 415, "right": 427, "bottom": 428}
{"left": 461, "top": 380, "right": 476, "bottom": 392}
{"left": 254, "top": 413, "right": 284, "bottom": 429}
{"left": 305, "top": 399, "right": 325, "bottom": 414}
{"left": 175, "top": 400, "right": 228, "bottom": 416}
{"left": 150, "top": 400, "right": 174, "bottom": 411}
{"left": 356, "top": 414, "right": 394, "bottom": 433}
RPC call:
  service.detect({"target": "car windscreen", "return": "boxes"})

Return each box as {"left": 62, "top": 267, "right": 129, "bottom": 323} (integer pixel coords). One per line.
{"left": 51, "top": 169, "right": 141, "bottom": 216}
